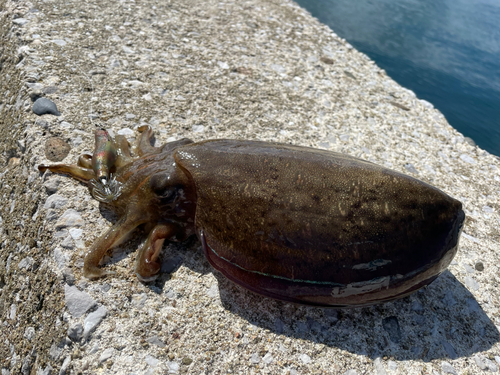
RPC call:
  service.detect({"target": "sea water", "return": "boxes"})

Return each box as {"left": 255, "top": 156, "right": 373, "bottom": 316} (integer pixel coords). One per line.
{"left": 296, "top": 0, "right": 500, "bottom": 157}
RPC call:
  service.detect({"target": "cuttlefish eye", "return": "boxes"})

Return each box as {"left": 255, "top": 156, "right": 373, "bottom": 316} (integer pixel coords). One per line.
{"left": 149, "top": 173, "right": 176, "bottom": 200}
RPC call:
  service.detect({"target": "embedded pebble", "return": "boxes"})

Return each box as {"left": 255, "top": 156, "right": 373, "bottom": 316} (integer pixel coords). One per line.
{"left": 43, "top": 194, "right": 68, "bottom": 209}
{"left": 441, "top": 340, "right": 457, "bottom": 359}
{"left": 39, "top": 365, "right": 53, "bottom": 375}
{"left": 67, "top": 323, "right": 83, "bottom": 342}
{"left": 146, "top": 336, "right": 165, "bottom": 347}
{"left": 271, "top": 64, "right": 286, "bottom": 74}
{"left": 72, "top": 136, "right": 83, "bottom": 147}
{"left": 461, "top": 232, "right": 480, "bottom": 243}
{"left": 342, "top": 371, "right": 359, "bottom": 375}
{"left": 460, "top": 154, "right": 476, "bottom": 164}
{"left": 83, "top": 306, "right": 108, "bottom": 339}
{"left": 475, "top": 262, "right": 485, "bottom": 271}
{"left": 262, "top": 352, "right": 273, "bottom": 364}
{"left": 69, "top": 228, "right": 83, "bottom": 239}
{"left": 52, "top": 39, "right": 67, "bottom": 46}
{"left": 250, "top": 353, "right": 260, "bottom": 364}
{"left": 59, "top": 356, "right": 71, "bottom": 375}
{"left": 131, "top": 293, "right": 148, "bottom": 308}
{"left": 339, "top": 134, "right": 350, "bottom": 142}
{"left": 483, "top": 205, "right": 494, "bottom": 213}
{"left": 206, "top": 284, "right": 219, "bottom": 298}
{"left": 485, "top": 359, "right": 498, "bottom": 372}
{"left": 65, "top": 285, "right": 96, "bottom": 318}
{"left": 49, "top": 342, "right": 64, "bottom": 360}
{"left": 404, "top": 163, "right": 419, "bottom": 174}
{"left": 192, "top": 124, "right": 205, "bottom": 133}
{"left": 122, "top": 46, "right": 135, "bottom": 54}
{"left": 167, "top": 361, "right": 180, "bottom": 373}
{"left": 442, "top": 361, "right": 458, "bottom": 375}
{"left": 182, "top": 357, "right": 193, "bottom": 365}
{"left": 464, "top": 276, "right": 480, "bottom": 291}
{"left": 53, "top": 247, "right": 69, "bottom": 269}
{"left": 420, "top": 99, "right": 434, "bottom": 109}
{"left": 274, "top": 318, "right": 285, "bottom": 334}
{"left": 411, "top": 300, "right": 423, "bottom": 312}
{"left": 467, "top": 298, "right": 481, "bottom": 313}
{"left": 18, "top": 257, "right": 34, "bottom": 270}
{"left": 373, "top": 358, "right": 387, "bottom": 375}
{"left": 442, "top": 292, "right": 457, "bottom": 306}
{"left": 55, "top": 209, "right": 84, "bottom": 229}
{"left": 98, "top": 283, "right": 111, "bottom": 293}
{"left": 144, "top": 355, "right": 159, "bottom": 367}
{"left": 324, "top": 309, "right": 339, "bottom": 320}
{"left": 117, "top": 128, "right": 134, "bottom": 135}
{"left": 61, "top": 236, "right": 75, "bottom": 250}
{"left": 43, "top": 178, "right": 61, "bottom": 194}
{"left": 299, "top": 353, "right": 311, "bottom": 364}
{"left": 43, "top": 85, "right": 58, "bottom": 94}
{"left": 164, "top": 289, "right": 176, "bottom": 299}
{"left": 217, "top": 61, "right": 229, "bottom": 69}
{"left": 474, "top": 355, "right": 487, "bottom": 370}
{"left": 24, "top": 327, "right": 36, "bottom": 341}
{"left": 60, "top": 121, "right": 72, "bottom": 129}
{"left": 463, "top": 264, "right": 475, "bottom": 273}
{"left": 99, "top": 348, "right": 115, "bottom": 363}
{"left": 13, "top": 18, "right": 29, "bottom": 25}
{"left": 382, "top": 316, "right": 401, "bottom": 343}
{"left": 44, "top": 137, "right": 71, "bottom": 162}
{"left": 32, "top": 97, "right": 61, "bottom": 116}
{"left": 464, "top": 137, "right": 476, "bottom": 146}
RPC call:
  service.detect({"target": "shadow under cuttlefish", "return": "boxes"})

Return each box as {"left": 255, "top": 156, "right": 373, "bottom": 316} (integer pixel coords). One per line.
{"left": 127, "top": 237, "right": 500, "bottom": 362}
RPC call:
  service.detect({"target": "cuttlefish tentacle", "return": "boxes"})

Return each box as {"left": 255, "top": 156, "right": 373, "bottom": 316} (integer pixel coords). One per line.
{"left": 38, "top": 163, "right": 96, "bottom": 182}
{"left": 135, "top": 125, "right": 161, "bottom": 156}
{"left": 84, "top": 213, "right": 148, "bottom": 279}
{"left": 77, "top": 154, "right": 93, "bottom": 169}
{"left": 135, "top": 223, "right": 179, "bottom": 282}
{"left": 114, "top": 134, "right": 134, "bottom": 167}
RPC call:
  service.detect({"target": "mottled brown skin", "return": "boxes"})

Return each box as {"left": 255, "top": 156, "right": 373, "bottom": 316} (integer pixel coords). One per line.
{"left": 39, "top": 127, "right": 464, "bottom": 307}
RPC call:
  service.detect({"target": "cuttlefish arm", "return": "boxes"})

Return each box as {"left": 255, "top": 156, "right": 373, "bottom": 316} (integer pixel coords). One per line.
{"left": 135, "top": 223, "right": 180, "bottom": 282}
{"left": 84, "top": 212, "right": 148, "bottom": 279}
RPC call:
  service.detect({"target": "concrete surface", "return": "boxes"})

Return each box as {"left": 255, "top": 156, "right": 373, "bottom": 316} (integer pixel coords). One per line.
{"left": 0, "top": 0, "right": 499, "bottom": 374}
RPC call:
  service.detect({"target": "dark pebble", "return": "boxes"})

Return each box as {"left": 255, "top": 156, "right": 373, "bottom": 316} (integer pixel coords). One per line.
{"left": 320, "top": 56, "right": 334, "bottom": 64}
{"left": 182, "top": 357, "right": 193, "bottom": 365}
{"left": 475, "top": 262, "right": 484, "bottom": 271}
{"left": 232, "top": 66, "right": 253, "bottom": 75}
{"left": 33, "top": 97, "right": 61, "bottom": 116}
{"left": 382, "top": 316, "right": 402, "bottom": 343}
{"left": 344, "top": 71, "right": 356, "bottom": 80}
{"left": 45, "top": 137, "right": 71, "bottom": 161}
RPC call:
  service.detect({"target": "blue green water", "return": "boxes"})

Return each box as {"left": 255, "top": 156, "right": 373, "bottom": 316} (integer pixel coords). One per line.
{"left": 296, "top": 0, "right": 500, "bottom": 157}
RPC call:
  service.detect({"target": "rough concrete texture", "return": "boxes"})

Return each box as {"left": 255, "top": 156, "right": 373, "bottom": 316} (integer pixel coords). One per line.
{"left": 0, "top": 0, "right": 499, "bottom": 374}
